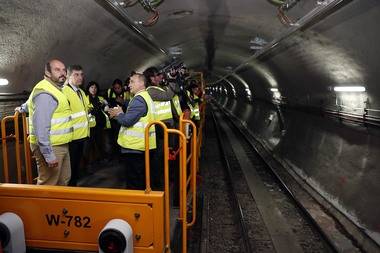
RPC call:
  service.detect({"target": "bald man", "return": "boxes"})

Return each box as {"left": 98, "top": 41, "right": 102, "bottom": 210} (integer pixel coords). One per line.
{"left": 27, "top": 59, "right": 73, "bottom": 185}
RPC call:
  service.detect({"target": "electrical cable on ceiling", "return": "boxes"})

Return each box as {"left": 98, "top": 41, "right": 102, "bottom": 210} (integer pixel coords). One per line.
{"left": 277, "top": 0, "right": 300, "bottom": 26}
{"left": 278, "top": 6, "right": 296, "bottom": 26}
{"left": 120, "top": 0, "right": 163, "bottom": 26}
{"left": 142, "top": 9, "right": 159, "bottom": 26}
{"left": 139, "top": 0, "right": 162, "bottom": 26}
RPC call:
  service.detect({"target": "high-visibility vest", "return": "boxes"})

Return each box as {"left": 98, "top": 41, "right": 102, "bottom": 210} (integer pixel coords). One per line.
{"left": 86, "top": 95, "right": 111, "bottom": 129}
{"left": 172, "top": 95, "right": 182, "bottom": 117}
{"left": 62, "top": 85, "right": 90, "bottom": 140}
{"left": 117, "top": 90, "right": 156, "bottom": 151}
{"left": 187, "top": 91, "right": 200, "bottom": 120}
{"left": 99, "top": 96, "right": 111, "bottom": 129}
{"left": 107, "top": 88, "right": 130, "bottom": 101}
{"left": 146, "top": 86, "right": 173, "bottom": 121}
{"left": 28, "top": 79, "right": 73, "bottom": 145}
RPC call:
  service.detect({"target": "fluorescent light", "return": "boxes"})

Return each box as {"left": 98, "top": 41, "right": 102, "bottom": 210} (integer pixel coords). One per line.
{"left": 250, "top": 45, "right": 263, "bottom": 50}
{"left": 270, "top": 88, "right": 278, "bottom": 92}
{"left": 334, "top": 86, "right": 365, "bottom": 92}
{"left": 273, "top": 91, "right": 281, "bottom": 99}
{"left": 250, "top": 37, "right": 267, "bottom": 46}
{"left": 0, "top": 78, "right": 9, "bottom": 86}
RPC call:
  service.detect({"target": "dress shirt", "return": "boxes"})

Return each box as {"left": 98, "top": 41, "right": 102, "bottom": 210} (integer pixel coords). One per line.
{"left": 32, "top": 93, "right": 58, "bottom": 162}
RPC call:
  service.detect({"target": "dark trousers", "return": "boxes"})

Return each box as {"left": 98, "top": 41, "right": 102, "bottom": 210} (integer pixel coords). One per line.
{"left": 153, "top": 127, "right": 165, "bottom": 190}
{"left": 109, "top": 119, "right": 121, "bottom": 157}
{"left": 124, "top": 151, "right": 159, "bottom": 190}
{"left": 124, "top": 152, "right": 146, "bottom": 190}
{"left": 84, "top": 127, "right": 107, "bottom": 163}
{"left": 68, "top": 138, "right": 86, "bottom": 186}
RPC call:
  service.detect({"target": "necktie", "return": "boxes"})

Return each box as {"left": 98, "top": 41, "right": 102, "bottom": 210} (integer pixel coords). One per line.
{"left": 76, "top": 90, "right": 83, "bottom": 101}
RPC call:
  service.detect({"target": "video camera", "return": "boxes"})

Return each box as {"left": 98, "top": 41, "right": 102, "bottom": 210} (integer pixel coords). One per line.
{"left": 160, "top": 61, "right": 188, "bottom": 80}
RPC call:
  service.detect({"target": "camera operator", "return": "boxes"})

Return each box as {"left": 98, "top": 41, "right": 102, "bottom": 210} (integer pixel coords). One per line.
{"left": 166, "top": 65, "right": 191, "bottom": 117}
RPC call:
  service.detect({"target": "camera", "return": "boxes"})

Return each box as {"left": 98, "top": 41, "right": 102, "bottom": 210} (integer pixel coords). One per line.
{"left": 0, "top": 212, "right": 26, "bottom": 253}
{"left": 98, "top": 219, "right": 133, "bottom": 253}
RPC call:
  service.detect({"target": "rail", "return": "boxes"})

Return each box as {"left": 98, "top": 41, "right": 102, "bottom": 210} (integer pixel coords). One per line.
{"left": 1, "top": 111, "right": 33, "bottom": 184}
{"left": 144, "top": 120, "right": 188, "bottom": 253}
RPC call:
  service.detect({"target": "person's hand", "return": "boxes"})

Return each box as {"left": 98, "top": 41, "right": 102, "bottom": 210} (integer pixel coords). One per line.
{"left": 108, "top": 105, "right": 123, "bottom": 118}
{"left": 47, "top": 159, "right": 59, "bottom": 168}
{"left": 14, "top": 106, "right": 23, "bottom": 112}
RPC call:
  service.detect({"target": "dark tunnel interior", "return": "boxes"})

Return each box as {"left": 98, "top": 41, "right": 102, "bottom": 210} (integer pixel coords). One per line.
{"left": 0, "top": 0, "right": 380, "bottom": 248}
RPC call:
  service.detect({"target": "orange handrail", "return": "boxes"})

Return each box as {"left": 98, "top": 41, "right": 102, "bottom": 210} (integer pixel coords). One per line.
{"left": 1, "top": 111, "right": 22, "bottom": 183}
{"left": 179, "top": 114, "right": 197, "bottom": 228}
{"left": 168, "top": 128, "right": 187, "bottom": 253}
{"left": 144, "top": 121, "right": 188, "bottom": 253}
{"left": 1, "top": 112, "right": 33, "bottom": 184}
{"left": 22, "top": 113, "right": 33, "bottom": 184}
{"left": 196, "top": 101, "right": 206, "bottom": 171}
{"left": 144, "top": 121, "right": 170, "bottom": 252}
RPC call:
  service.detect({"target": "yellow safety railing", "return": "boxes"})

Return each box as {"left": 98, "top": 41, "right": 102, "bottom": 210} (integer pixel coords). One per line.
{"left": 1, "top": 111, "right": 33, "bottom": 184}
{"left": 179, "top": 114, "right": 197, "bottom": 228}
{"left": 144, "top": 121, "right": 188, "bottom": 253}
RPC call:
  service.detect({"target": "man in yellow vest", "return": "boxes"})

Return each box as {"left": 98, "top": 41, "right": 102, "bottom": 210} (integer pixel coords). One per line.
{"left": 108, "top": 73, "right": 156, "bottom": 190}
{"left": 144, "top": 67, "right": 181, "bottom": 189}
{"left": 28, "top": 59, "right": 73, "bottom": 185}
{"left": 62, "top": 65, "right": 90, "bottom": 186}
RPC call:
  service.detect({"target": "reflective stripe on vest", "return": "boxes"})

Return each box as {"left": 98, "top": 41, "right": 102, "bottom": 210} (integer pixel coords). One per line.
{"left": 86, "top": 95, "right": 110, "bottom": 129}
{"left": 172, "top": 95, "right": 182, "bottom": 116}
{"left": 117, "top": 90, "right": 156, "bottom": 151}
{"left": 99, "top": 96, "right": 111, "bottom": 128}
{"left": 187, "top": 91, "right": 200, "bottom": 120}
{"left": 62, "top": 85, "right": 90, "bottom": 140}
{"left": 88, "top": 113, "right": 96, "bottom": 128}
{"left": 28, "top": 79, "right": 73, "bottom": 145}
{"left": 146, "top": 86, "right": 173, "bottom": 121}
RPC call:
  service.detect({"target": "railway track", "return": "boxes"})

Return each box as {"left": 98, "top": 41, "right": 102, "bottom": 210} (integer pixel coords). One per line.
{"left": 198, "top": 104, "right": 361, "bottom": 253}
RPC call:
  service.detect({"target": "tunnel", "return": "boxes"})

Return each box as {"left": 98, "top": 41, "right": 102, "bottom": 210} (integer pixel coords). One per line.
{"left": 0, "top": 0, "right": 380, "bottom": 252}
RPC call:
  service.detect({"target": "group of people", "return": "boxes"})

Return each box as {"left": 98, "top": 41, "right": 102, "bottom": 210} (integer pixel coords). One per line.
{"left": 19, "top": 59, "right": 203, "bottom": 189}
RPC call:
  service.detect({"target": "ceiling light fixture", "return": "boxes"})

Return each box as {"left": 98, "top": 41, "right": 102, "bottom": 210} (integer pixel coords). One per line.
{"left": 333, "top": 86, "right": 365, "bottom": 92}
{"left": 270, "top": 88, "right": 278, "bottom": 92}
{"left": 168, "top": 46, "right": 182, "bottom": 55}
{"left": 0, "top": 78, "right": 9, "bottom": 86}
{"left": 250, "top": 37, "right": 267, "bottom": 46}
{"left": 249, "top": 36, "right": 267, "bottom": 50}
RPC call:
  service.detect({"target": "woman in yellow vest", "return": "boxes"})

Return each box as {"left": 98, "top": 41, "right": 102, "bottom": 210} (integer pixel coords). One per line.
{"left": 85, "top": 81, "right": 111, "bottom": 163}
{"left": 108, "top": 73, "right": 156, "bottom": 190}
{"left": 106, "top": 78, "right": 131, "bottom": 156}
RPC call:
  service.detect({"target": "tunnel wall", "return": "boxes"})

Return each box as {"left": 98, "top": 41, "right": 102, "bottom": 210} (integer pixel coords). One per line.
{"left": 213, "top": 93, "right": 380, "bottom": 244}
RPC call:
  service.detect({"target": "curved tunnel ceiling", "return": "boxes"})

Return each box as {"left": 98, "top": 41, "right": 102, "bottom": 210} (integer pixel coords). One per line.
{"left": 0, "top": 0, "right": 379, "bottom": 111}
